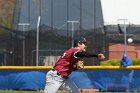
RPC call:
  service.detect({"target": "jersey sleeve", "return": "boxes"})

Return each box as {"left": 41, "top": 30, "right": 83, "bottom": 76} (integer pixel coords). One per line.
{"left": 75, "top": 51, "right": 98, "bottom": 58}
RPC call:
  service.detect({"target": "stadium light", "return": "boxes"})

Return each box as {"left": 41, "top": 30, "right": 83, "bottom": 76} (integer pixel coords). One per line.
{"left": 18, "top": 23, "right": 30, "bottom": 66}
{"left": 67, "top": 21, "right": 79, "bottom": 47}
{"left": 117, "top": 19, "right": 128, "bottom": 54}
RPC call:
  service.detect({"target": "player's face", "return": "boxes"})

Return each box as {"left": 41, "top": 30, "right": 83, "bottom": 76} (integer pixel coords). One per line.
{"left": 78, "top": 42, "right": 87, "bottom": 51}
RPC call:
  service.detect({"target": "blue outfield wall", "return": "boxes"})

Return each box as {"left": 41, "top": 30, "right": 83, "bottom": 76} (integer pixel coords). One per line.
{"left": 0, "top": 66, "right": 140, "bottom": 91}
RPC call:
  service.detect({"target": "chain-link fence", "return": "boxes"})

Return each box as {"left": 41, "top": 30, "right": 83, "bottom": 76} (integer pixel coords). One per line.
{"left": 4, "top": 0, "right": 140, "bottom": 66}
{"left": 0, "top": 0, "right": 107, "bottom": 66}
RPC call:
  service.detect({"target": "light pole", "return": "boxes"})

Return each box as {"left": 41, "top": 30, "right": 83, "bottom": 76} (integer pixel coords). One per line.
{"left": 18, "top": 23, "right": 30, "bottom": 66}
{"left": 67, "top": 21, "right": 79, "bottom": 47}
{"left": 36, "top": 16, "right": 41, "bottom": 66}
{"left": 117, "top": 19, "right": 128, "bottom": 54}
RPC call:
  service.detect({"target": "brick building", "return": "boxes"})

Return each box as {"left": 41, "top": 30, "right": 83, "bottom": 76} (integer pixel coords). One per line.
{"left": 109, "top": 43, "right": 140, "bottom": 59}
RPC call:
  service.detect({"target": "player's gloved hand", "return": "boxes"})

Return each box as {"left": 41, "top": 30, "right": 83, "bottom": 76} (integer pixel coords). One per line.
{"left": 98, "top": 53, "right": 105, "bottom": 60}
{"left": 73, "top": 58, "right": 84, "bottom": 71}
{"left": 76, "top": 60, "right": 84, "bottom": 69}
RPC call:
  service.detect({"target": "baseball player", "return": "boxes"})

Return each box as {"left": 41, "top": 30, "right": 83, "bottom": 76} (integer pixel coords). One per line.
{"left": 44, "top": 37, "right": 105, "bottom": 93}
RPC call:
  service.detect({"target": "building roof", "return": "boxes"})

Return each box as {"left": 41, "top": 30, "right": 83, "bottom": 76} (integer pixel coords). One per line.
{"left": 104, "top": 25, "right": 140, "bottom": 43}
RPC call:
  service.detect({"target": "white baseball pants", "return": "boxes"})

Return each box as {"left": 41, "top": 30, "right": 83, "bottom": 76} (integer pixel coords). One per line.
{"left": 44, "top": 70, "right": 80, "bottom": 93}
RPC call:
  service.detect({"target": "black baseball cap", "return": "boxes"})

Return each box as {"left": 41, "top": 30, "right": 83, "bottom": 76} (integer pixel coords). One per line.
{"left": 74, "top": 37, "right": 87, "bottom": 47}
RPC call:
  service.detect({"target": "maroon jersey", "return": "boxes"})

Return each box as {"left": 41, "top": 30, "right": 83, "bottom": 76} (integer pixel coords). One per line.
{"left": 53, "top": 47, "right": 80, "bottom": 77}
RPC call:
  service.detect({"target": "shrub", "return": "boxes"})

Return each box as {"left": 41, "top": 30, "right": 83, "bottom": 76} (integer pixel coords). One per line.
{"left": 100, "top": 58, "right": 140, "bottom": 66}
{"left": 132, "top": 58, "right": 140, "bottom": 65}
{"left": 100, "top": 59, "right": 120, "bottom": 66}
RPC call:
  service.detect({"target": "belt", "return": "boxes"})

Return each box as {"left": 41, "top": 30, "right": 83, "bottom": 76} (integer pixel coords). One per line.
{"left": 52, "top": 69, "right": 67, "bottom": 79}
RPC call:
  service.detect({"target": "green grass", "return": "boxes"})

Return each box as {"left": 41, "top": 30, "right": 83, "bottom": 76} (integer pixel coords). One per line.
{"left": 0, "top": 90, "right": 43, "bottom": 93}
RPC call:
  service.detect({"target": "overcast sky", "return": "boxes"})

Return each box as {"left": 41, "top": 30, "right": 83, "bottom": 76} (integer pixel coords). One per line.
{"left": 101, "top": 0, "right": 140, "bottom": 25}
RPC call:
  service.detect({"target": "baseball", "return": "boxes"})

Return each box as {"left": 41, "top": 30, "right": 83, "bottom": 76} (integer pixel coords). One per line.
{"left": 127, "top": 38, "right": 133, "bottom": 43}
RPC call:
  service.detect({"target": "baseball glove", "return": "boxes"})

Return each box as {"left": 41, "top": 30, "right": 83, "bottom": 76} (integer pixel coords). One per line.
{"left": 76, "top": 58, "right": 84, "bottom": 69}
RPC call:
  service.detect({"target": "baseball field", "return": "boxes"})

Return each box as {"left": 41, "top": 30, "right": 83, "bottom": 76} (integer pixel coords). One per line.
{"left": 0, "top": 90, "right": 135, "bottom": 93}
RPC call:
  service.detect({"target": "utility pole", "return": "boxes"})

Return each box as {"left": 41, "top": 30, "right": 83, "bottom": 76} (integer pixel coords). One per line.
{"left": 36, "top": 16, "right": 41, "bottom": 66}
{"left": 117, "top": 19, "right": 128, "bottom": 54}
{"left": 67, "top": 21, "right": 79, "bottom": 47}
{"left": 18, "top": 23, "right": 30, "bottom": 66}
